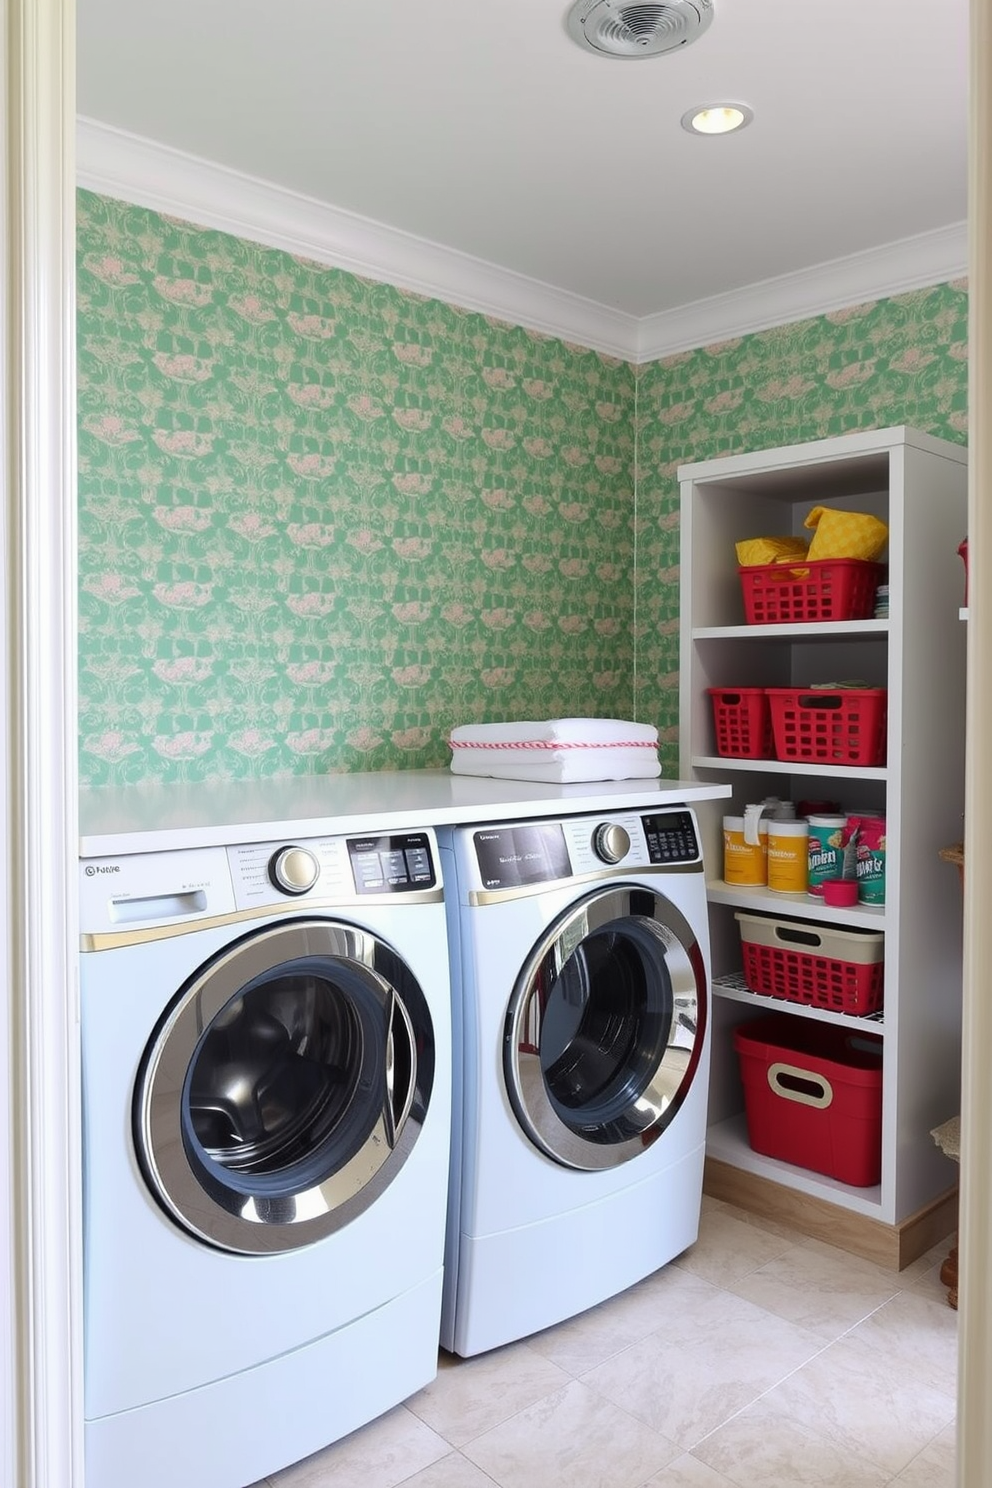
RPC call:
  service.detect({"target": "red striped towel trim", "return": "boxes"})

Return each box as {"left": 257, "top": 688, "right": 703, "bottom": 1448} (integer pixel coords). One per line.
{"left": 449, "top": 738, "right": 655, "bottom": 751}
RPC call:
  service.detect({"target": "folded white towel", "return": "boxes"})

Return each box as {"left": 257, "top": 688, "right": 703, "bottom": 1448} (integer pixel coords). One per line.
{"left": 450, "top": 745, "right": 662, "bottom": 784}
{"left": 449, "top": 717, "right": 659, "bottom": 749}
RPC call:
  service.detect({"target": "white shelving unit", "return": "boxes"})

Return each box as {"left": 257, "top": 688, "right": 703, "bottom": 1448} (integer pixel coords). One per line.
{"left": 678, "top": 426, "right": 968, "bottom": 1266}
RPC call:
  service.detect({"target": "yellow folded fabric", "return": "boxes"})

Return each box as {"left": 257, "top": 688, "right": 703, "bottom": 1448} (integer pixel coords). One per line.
{"left": 804, "top": 506, "right": 888, "bottom": 562}
{"left": 735, "top": 535, "right": 810, "bottom": 567}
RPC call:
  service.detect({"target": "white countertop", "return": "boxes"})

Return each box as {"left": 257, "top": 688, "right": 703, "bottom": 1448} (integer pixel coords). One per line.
{"left": 78, "top": 770, "right": 732, "bottom": 857}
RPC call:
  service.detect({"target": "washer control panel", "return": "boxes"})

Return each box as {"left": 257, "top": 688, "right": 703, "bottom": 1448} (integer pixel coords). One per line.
{"left": 229, "top": 831, "right": 438, "bottom": 905}
{"left": 80, "top": 828, "right": 442, "bottom": 933}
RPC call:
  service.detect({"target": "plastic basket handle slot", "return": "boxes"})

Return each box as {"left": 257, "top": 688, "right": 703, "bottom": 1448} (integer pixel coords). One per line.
{"left": 766, "top": 1061, "right": 834, "bottom": 1109}
{"left": 772, "top": 924, "right": 825, "bottom": 950}
{"left": 717, "top": 692, "right": 744, "bottom": 704}
{"left": 765, "top": 567, "right": 811, "bottom": 584}
{"left": 797, "top": 695, "right": 842, "bottom": 711}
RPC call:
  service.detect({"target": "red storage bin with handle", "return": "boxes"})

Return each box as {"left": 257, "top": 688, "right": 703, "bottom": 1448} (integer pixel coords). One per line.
{"left": 739, "top": 558, "right": 884, "bottom": 625}
{"left": 765, "top": 687, "right": 887, "bottom": 767}
{"left": 736, "top": 912, "right": 884, "bottom": 1015}
{"left": 734, "top": 1013, "right": 883, "bottom": 1186}
{"left": 706, "top": 687, "right": 773, "bottom": 759}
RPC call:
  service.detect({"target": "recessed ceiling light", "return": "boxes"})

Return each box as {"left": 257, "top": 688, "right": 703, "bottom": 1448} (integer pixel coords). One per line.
{"left": 681, "top": 103, "right": 754, "bottom": 135}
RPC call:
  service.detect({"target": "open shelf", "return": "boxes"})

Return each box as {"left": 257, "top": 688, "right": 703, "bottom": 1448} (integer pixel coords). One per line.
{"left": 693, "top": 619, "right": 889, "bottom": 641}
{"left": 705, "top": 1114, "right": 884, "bottom": 1218}
{"left": 692, "top": 756, "right": 888, "bottom": 781}
{"left": 712, "top": 972, "right": 885, "bottom": 1031}
{"left": 706, "top": 880, "right": 887, "bottom": 929}
{"left": 679, "top": 427, "right": 967, "bottom": 1238}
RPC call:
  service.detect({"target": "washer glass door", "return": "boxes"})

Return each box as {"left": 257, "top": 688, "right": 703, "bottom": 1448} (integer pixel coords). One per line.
{"left": 135, "top": 918, "right": 434, "bottom": 1254}
{"left": 504, "top": 886, "right": 705, "bottom": 1170}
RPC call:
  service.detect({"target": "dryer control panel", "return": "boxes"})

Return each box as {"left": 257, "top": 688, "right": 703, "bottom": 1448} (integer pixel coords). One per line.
{"left": 641, "top": 810, "right": 700, "bottom": 864}
{"left": 469, "top": 809, "right": 701, "bottom": 892}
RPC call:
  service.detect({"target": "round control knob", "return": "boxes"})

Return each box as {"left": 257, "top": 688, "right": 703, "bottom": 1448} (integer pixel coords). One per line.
{"left": 592, "top": 822, "right": 630, "bottom": 865}
{"left": 269, "top": 846, "right": 320, "bottom": 896}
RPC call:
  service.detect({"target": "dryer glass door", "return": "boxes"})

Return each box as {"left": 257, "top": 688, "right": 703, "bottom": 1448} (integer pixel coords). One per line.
{"left": 504, "top": 886, "right": 705, "bottom": 1170}
{"left": 134, "top": 918, "right": 434, "bottom": 1254}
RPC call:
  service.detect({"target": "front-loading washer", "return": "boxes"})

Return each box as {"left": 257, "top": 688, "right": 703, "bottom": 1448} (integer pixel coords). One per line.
{"left": 79, "top": 826, "right": 451, "bottom": 1488}
{"left": 438, "top": 806, "right": 711, "bottom": 1358}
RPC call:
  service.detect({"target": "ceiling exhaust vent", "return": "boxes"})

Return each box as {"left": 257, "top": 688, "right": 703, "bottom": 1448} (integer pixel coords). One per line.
{"left": 566, "top": 0, "right": 714, "bottom": 59}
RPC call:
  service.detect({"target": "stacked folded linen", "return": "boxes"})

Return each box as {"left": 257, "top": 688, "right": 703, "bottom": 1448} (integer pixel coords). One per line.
{"left": 449, "top": 718, "right": 662, "bottom": 783}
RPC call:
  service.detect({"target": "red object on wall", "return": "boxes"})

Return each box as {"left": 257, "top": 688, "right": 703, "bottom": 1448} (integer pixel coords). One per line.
{"left": 958, "top": 537, "right": 969, "bottom": 604}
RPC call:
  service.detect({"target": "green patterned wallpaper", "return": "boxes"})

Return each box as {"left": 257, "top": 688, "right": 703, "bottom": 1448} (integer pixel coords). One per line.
{"left": 76, "top": 187, "right": 968, "bottom": 786}
{"left": 76, "top": 191, "right": 636, "bottom": 785}
{"left": 636, "top": 283, "right": 969, "bottom": 772}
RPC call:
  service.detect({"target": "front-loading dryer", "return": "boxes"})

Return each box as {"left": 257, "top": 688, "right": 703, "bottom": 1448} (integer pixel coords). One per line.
{"left": 438, "top": 807, "right": 711, "bottom": 1358}
{"left": 79, "top": 827, "right": 451, "bottom": 1488}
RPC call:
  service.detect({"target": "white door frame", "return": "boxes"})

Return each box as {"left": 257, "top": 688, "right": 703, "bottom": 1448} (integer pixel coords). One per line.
{"left": 0, "top": 1, "right": 989, "bottom": 1485}
{"left": 957, "top": 2, "right": 992, "bottom": 1482}
{"left": 2, "top": 0, "right": 83, "bottom": 1484}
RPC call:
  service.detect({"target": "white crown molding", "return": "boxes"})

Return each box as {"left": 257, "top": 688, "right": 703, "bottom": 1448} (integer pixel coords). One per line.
{"left": 75, "top": 117, "right": 639, "bottom": 361}
{"left": 77, "top": 116, "right": 967, "bottom": 366}
{"left": 636, "top": 222, "right": 969, "bottom": 362}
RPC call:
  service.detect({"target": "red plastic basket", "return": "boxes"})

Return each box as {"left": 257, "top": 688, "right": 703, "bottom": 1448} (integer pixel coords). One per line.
{"left": 734, "top": 1014, "right": 883, "bottom": 1186}
{"left": 706, "top": 687, "right": 773, "bottom": 759}
{"left": 765, "top": 687, "right": 887, "bottom": 766}
{"left": 736, "top": 913, "right": 885, "bottom": 1015}
{"left": 739, "top": 559, "right": 884, "bottom": 625}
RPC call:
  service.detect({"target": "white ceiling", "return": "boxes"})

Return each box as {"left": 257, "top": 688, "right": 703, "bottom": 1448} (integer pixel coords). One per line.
{"left": 76, "top": 0, "right": 969, "bottom": 355}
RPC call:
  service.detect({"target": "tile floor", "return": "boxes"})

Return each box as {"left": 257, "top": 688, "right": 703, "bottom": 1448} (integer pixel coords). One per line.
{"left": 253, "top": 1196, "right": 959, "bottom": 1488}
